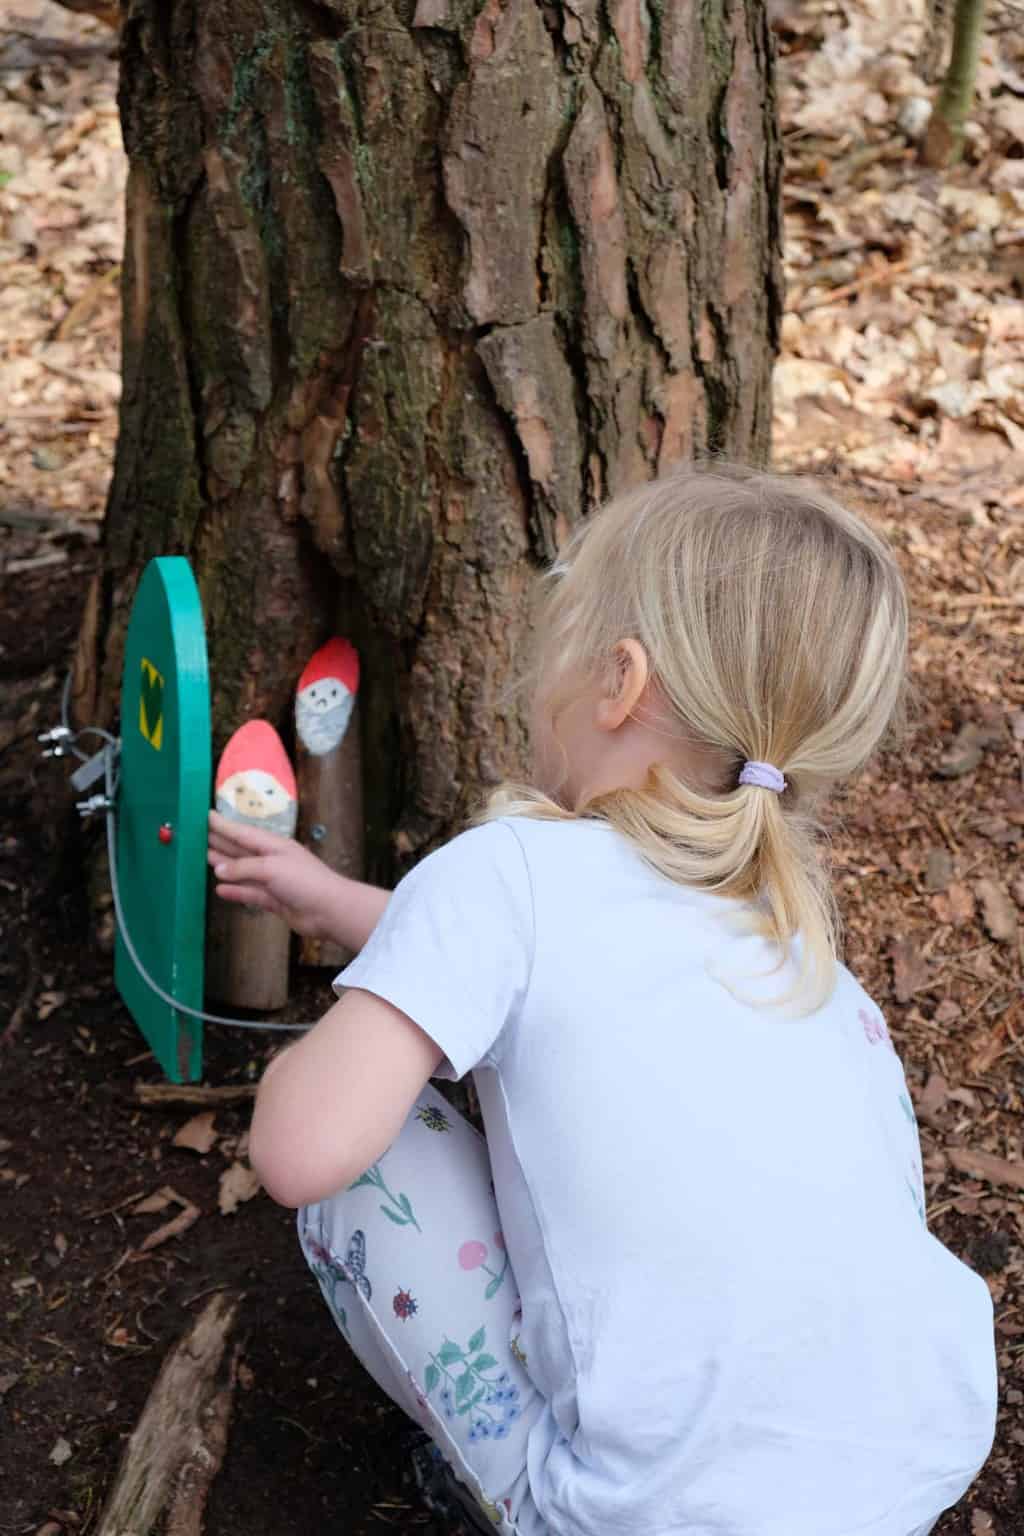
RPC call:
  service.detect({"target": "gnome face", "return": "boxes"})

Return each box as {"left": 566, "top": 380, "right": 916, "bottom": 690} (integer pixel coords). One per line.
{"left": 295, "top": 678, "right": 354, "bottom": 756}
{"left": 216, "top": 769, "right": 298, "bottom": 837}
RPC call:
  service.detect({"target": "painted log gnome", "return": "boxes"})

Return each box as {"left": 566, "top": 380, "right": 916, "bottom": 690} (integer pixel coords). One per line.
{"left": 208, "top": 721, "right": 298, "bottom": 1009}
{"left": 294, "top": 638, "right": 364, "bottom": 969}
{"left": 294, "top": 639, "right": 359, "bottom": 757}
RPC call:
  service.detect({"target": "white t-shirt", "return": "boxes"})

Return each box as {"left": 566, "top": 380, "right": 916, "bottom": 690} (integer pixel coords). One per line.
{"left": 339, "top": 816, "right": 997, "bottom": 1536}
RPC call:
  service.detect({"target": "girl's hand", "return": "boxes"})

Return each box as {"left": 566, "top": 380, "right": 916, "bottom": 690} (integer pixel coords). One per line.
{"left": 207, "top": 811, "right": 391, "bottom": 952}
{"left": 208, "top": 810, "right": 342, "bottom": 940}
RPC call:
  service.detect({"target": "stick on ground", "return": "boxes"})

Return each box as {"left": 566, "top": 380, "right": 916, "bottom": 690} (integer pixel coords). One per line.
{"left": 95, "top": 1292, "right": 243, "bottom": 1536}
{"left": 133, "top": 1082, "right": 257, "bottom": 1108}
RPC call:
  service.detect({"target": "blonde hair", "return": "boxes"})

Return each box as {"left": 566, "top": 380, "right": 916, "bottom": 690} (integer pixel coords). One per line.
{"left": 487, "top": 464, "right": 908, "bottom": 1013}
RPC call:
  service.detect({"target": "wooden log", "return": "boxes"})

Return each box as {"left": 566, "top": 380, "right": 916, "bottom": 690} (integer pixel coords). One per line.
{"left": 206, "top": 721, "right": 296, "bottom": 1010}
{"left": 133, "top": 1081, "right": 257, "bottom": 1108}
{"left": 294, "top": 639, "right": 364, "bottom": 970}
{"left": 95, "top": 1292, "right": 242, "bottom": 1536}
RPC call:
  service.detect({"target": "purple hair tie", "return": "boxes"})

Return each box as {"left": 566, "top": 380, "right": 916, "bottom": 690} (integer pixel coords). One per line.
{"left": 739, "top": 760, "right": 787, "bottom": 793}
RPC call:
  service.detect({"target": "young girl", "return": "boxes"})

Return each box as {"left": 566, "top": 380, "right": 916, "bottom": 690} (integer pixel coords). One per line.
{"left": 209, "top": 466, "right": 996, "bottom": 1536}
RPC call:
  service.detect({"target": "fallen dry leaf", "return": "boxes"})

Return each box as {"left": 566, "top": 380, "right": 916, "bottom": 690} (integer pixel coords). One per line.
{"left": 924, "top": 847, "right": 953, "bottom": 892}
{"left": 891, "top": 937, "right": 930, "bottom": 1003}
{"left": 219, "top": 1161, "right": 261, "bottom": 1216}
{"left": 975, "top": 880, "right": 1018, "bottom": 944}
{"left": 971, "top": 1508, "right": 996, "bottom": 1535}
{"left": 942, "top": 882, "right": 976, "bottom": 927}
{"left": 172, "top": 1111, "right": 218, "bottom": 1154}
{"left": 0, "top": 1372, "right": 21, "bottom": 1398}
{"left": 918, "top": 1073, "right": 948, "bottom": 1123}
{"left": 133, "top": 1200, "right": 200, "bottom": 1254}
{"left": 36, "top": 991, "right": 66, "bottom": 1021}
{"left": 948, "top": 1148, "right": 1024, "bottom": 1192}
{"left": 48, "top": 1437, "right": 72, "bottom": 1467}
{"left": 970, "top": 1018, "right": 1010, "bottom": 1077}
{"left": 937, "top": 724, "right": 984, "bottom": 778}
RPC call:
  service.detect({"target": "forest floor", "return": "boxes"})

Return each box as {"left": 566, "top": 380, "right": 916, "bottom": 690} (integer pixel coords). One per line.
{"left": 1, "top": 1, "right": 1024, "bottom": 1533}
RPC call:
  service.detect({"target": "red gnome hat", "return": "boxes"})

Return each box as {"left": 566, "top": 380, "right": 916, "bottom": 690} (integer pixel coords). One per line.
{"left": 215, "top": 720, "right": 297, "bottom": 799}
{"left": 297, "top": 637, "right": 359, "bottom": 697}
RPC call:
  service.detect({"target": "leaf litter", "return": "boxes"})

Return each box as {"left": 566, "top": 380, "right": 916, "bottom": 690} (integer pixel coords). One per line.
{"left": 774, "top": 0, "right": 1024, "bottom": 504}
{"left": 774, "top": 3, "right": 1024, "bottom": 1525}
{"left": 0, "top": 0, "right": 123, "bottom": 575}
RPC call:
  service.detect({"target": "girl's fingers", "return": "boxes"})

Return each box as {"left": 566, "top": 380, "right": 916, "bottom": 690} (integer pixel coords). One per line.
{"left": 210, "top": 855, "right": 272, "bottom": 887}
{"left": 208, "top": 810, "right": 287, "bottom": 854}
{"left": 207, "top": 836, "right": 256, "bottom": 865}
{"left": 207, "top": 831, "right": 250, "bottom": 860}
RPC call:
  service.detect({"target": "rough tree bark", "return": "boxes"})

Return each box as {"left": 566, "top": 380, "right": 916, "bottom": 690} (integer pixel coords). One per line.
{"left": 78, "top": 0, "right": 782, "bottom": 877}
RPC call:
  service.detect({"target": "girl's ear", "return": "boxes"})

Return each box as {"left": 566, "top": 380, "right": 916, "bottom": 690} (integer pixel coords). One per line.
{"left": 595, "top": 639, "right": 649, "bottom": 731}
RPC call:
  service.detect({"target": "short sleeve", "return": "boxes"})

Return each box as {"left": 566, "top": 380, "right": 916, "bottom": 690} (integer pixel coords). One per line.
{"left": 334, "top": 820, "right": 534, "bottom": 1081}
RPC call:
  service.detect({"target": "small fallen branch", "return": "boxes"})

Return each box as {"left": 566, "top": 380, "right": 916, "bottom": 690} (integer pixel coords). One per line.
{"left": 924, "top": 593, "right": 1024, "bottom": 612}
{"left": 133, "top": 1082, "right": 257, "bottom": 1109}
{"left": 95, "top": 1293, "right": 243, "bottom": 1536}
{"left": 947, "top": 1147, "right": 1024, "bottom": 1192}
{"left": 102, "top": 1188, "right": 202, "bottom": 1268}
{"left": 796, "top": 257, "right": 915, "bottom": 314}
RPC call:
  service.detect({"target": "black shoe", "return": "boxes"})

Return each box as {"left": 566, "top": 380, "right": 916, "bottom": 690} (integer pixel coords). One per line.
{"left": 406, "top": 1430, "right": 505, "bottom": 1534}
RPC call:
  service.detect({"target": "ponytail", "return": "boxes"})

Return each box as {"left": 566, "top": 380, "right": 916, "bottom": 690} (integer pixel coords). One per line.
{"left": 485, "top": 466, "right": 908, "bottom": 1015}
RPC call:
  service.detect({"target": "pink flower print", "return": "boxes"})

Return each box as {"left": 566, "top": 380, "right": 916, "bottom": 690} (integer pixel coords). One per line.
{"left": 459, "top": 1240, "right": 488, "bottom": 1271}
{"left": 493, "top": 1230, "right": 505, "bottom": 1250}
{"left": 458, "top": 1238, "right": 509, "bottom": 1298}
{"left": 860, "top": 1007, "right": 892, "bottom": 1048}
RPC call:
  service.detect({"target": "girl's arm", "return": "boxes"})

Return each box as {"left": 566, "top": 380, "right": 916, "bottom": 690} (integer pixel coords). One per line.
{"left": 208, "top": 810, "right": 389, "bottom": 954}
{"left": 249, "top": 989, "right": 443, "bottom": 1206}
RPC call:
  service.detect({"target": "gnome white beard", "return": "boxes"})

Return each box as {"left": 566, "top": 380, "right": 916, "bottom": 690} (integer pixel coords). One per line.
{"left": 216, "top": 770, "right": 297, "bottom": 837}
{"left": 216, "top": 799, "right": 297, "bottom": 837}
{"left": 295, "top": 683, "right": 354, "bottom": 756}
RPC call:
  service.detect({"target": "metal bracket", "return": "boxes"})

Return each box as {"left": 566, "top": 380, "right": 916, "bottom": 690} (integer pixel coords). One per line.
{"left": 38, "top": 725, "right": 73, "bottom": 759}
{"left": 76, "top": 793, "right": 114, "bottom": 818}
{"left": 70, "top": 749, "right": 108, "bottom": 793}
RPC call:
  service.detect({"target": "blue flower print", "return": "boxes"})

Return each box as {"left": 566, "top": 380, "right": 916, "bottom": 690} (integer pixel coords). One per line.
{"left": 423, "top": 1325, "right": 516, "bottom": 1431}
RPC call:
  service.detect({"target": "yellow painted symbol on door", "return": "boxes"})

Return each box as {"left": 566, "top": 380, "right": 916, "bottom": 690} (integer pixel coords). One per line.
{"left": 140, "top": 658, "right": 165, "bottom": 750}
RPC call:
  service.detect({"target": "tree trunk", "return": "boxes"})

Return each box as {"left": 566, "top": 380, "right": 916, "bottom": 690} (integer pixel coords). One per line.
{"left": 81, "top": 0, "right": 782, "bottom": 878}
